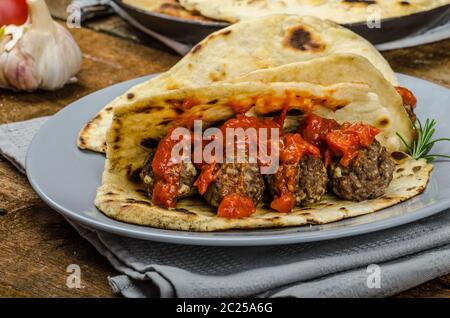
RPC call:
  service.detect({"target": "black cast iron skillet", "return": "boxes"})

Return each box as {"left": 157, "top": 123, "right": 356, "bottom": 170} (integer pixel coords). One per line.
{"left": 112, "top": 0, "right": 227, "bottom": 44}
{"left": 346, "top": 3, "right": 450, "bottom": 44}
{"left": 112, "top": 0, "right": 450, "bottom": 45}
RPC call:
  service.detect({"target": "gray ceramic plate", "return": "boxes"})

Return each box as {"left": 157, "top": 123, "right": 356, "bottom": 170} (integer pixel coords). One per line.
{"left": 26, "top": 74, "right": 450, "bottom": 246}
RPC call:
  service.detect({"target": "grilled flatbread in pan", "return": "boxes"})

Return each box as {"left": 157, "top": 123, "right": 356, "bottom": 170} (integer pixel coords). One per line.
{"left": 95, "top": 78, "right": 431, "bottom": 231}
{"left": 179, "top": 0, "right": 450, "bottom": 24}
{"left": 122, "top": 0, "right": 211, "bottom": 21}
{"left": 78, "top": 15, "right": 398, "bottom": 153}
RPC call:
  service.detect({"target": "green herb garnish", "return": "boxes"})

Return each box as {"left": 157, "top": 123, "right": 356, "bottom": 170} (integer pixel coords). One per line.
{"left": 0, "top": 26, "right": 4, "bottom": 39}
{"left": 397, "top": 118, "right": 450, "bottom": 162}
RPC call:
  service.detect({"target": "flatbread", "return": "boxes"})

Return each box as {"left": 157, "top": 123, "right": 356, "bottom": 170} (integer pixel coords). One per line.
{"left": 231, "top": 54, "right": 414, "bottom": 150}
{"left": 179, "top": 0, "right": 450, "bottom": 24}
{"left": 122, "top": 0, "right": 212, "bottom": 21}
{"left": 96, "top": 156, "right": 432, "bottom": 231}
{"left": 78, "top": 15, "right": 397, "bottom": 153}
{"left": 95, "top": 81, "right": 431, "bottom": 231}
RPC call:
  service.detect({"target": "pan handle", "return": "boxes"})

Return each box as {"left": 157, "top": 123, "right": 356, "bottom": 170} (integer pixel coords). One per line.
{"left": 109, "top": 1, "right": 192, "bottom": 55}
{"left": 70, "top": 0, "right": 115, "bottom": 22}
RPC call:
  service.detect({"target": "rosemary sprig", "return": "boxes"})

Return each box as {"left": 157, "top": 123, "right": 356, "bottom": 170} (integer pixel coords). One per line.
{"left": 397, "top": 118, "right": 450, "bottom": 162}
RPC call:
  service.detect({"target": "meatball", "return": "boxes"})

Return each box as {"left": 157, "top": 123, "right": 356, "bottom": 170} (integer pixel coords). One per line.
{"left": 296, "top": 155, "right": 328, "bottom": 205}
{"left": 328, "top": 141, "right": 395, "bottom": 201}
{"left": 266, "top": 155, "right": 328, "bottom": 207}
{"left": 204, "top": 162, "right": 265, "bottom": 207}
{"left": 140, "top": 151, "right": 198, "bottom": 199}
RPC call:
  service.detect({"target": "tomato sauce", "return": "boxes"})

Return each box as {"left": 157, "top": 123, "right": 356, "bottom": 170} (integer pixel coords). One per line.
{"left": 150, "top": 108, "right": 381, "bottom": 217}
{"left": 269, "top": 133, "right": 320, "bottom": 213}
{"left": 325, "top": 123, "right": 380, "bottom": 167}
{"left": 300, "top": 114, "right": 380, "bottom": 167}
{"left": 194, "top": 162, "right": 216, "bottom": 195}
{"left": 227, "top": 90, "right": 343, "bottom": 117}
{"left": 181, "top": 98, "right": 201, "bottom": 110}
{"left": 219, "top": 114, "right": 280, "bottom": 131}
{"left": 280, "top": 133, "right": 320, "bottom": 164}
{"left": 302, "top": 114, "right": 341, "bottom": 150}
{"left": 219, "top": 114, "right": 281, "bottom": 165}
{"left": 151, "top": 128, "right": 191, "bottom": 208}
{"left": 276, "top": 102, "right": 290, "bottom": 127}
{"left": 217, "top": 194, "right": 256, "bottom": 218}
{"left": 396, "top": 87, "right": 417, "bottom": 108}
{"left": 270, "top": 192, "right": 296, "bottom": 213}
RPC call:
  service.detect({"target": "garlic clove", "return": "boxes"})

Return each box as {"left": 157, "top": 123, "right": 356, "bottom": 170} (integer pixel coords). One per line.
{"left": 3, "top": 46, "right": 40, "bottom": 91}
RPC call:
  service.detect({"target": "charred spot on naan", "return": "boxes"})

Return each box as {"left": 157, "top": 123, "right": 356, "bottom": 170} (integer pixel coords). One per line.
{"left": 284, "top": 26, "right": 325, "bottom": 52}
{"left": 219, "top": 30, "right": 232, "bottom": 36}
{"left": 158, "top": 2, "right": 212, "bottom": 21}
{"left": 125, "top": 198, "right": 153, "bottom": 206}
{"left": 159, "top": 1, "right": 184, "bottom": 12}
{"left": 208, "top": 65, "right": 228, "bottom": 82}
{"left": 342, "top": 0, "right": 377, "bottom": 6}
{"left": 413, "top": 166, "right": 422, "bottom": 173}
{"left": 140, "top": 137, "right": 160, "bottom": 149}
{"left": 165, "top": 82, "right": 181, "bottom": 90}
{"left": 78, "top": 136, "right": 87, "bottom": 147}
{"left": 207, "top": 29, "right": 233, "bottom": 41}
{"left": 192, "top": 27, "right": 234, "bottom": 55}
{"left": 127, "top": 167, "right": 143, "bottom": 184}
{"left": 191, "top": 43, "right": 203, "bottom": 54}
{"left": 391, "top": 151, "right": 409, "bottom": 162}
{"left": 174, "top": 208, "right": 197, "bottom": 215}
{"left": 125, "top": 0, "right": 212, "bottom": 22}
{"left": 376, "top": 116, "right": 391, "bottom": 128}
{"left": 342, "top": 0, "right": 412, "bottom": 11}
{"left": 398, "top": 1, "right": 411, "bottom": 7}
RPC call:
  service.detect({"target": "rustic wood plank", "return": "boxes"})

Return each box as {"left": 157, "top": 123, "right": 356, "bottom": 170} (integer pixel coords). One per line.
{"left": 383, "top": 39, "right": 450, "bottom": 88}
{"left": 0, "top": 158, "right": 117, "bottom": 297}
{"left": 396, "top": 276, "right": 450, "bottom": 298}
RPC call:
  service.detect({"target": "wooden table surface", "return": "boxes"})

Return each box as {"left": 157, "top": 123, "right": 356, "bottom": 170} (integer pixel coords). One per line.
{"left": 0, "top": 4, "right": 449, "bottom": 297}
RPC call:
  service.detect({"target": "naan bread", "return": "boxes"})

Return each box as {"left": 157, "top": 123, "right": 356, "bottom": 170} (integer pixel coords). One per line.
{"left": 122, "top": 0, "right": 211, "bottom": 21}
{"left": 78, "top": 15, "right": 397, "bottom": 153}
{"left": 95, "top": 81, "right": 431, "bottom": 231}
{"left": 231, "top": 53, "right": 414, "bottom": 149}
{"left": 179, "top": 0, "right": 450, "bottom": 24}
{"left": 96, "top": 157, "right": 432, "bottom": 231}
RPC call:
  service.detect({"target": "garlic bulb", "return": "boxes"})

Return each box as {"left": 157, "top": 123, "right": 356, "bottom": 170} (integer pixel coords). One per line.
{"left": 0, "top": 0, "right": 82, "bottom": 91}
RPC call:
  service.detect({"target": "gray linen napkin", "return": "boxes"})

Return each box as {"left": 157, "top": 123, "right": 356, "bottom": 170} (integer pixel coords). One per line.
{"left": 1, "top": 117, "right": 450, "bottom": 298}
